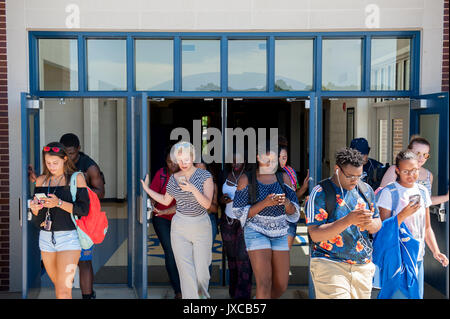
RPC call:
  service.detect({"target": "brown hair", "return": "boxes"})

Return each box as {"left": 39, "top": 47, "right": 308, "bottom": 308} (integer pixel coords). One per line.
{"left": 408, "top": 135, "right": 430, "bottom": 150}
{"left": 41, "top": 141, "right": 76, "bottom": 185}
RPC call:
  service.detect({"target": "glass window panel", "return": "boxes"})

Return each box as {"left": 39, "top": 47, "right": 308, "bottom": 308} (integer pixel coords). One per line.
{"left": 420, "top": 114, "right": 439, "bottom": 195}
{"left": 322, "top": 39, "right": 362, "bottom": 91}
{"left": 182, "top": 40, "right": 220, "bottom": 91}
{"left": 39, "top": 39, "right": 78, "bottom": 91}
{"left": 275, "top": 39, "right": 313, "bottom": 91}
{"left": 371, "top": 38, "right": 411, "bottom": 91}
{"left": 228, "top": 40, "right": 267, "bottom": 91}
{"left": 87, "top": 39, "right": 127, "bottom": 91}
{"left": 135, "top": 39, "right": 174, "bottom": 91}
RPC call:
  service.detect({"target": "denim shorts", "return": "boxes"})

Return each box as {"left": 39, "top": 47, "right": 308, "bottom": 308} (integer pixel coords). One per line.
{"left": 39, "top": 230, "right": 81, "bottom": 252}
{"left": 287, "top": 221, "right": 297, "bottom": 237}
{"left": 243, "top": 227, "right": 289, "bottom": 251}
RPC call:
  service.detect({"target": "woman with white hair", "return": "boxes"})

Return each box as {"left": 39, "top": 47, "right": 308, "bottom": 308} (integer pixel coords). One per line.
{"left": 141, "top": 141, "right": 214, "bottom": 299}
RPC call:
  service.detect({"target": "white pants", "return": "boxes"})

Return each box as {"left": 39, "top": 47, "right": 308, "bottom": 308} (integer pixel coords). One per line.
{"left": 171, "top": 213, "right": 212, "bottom": 299}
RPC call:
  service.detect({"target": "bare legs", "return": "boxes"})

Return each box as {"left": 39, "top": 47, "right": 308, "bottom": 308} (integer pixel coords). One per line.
{"left": 41, "top": 250, "right": 80, "bottom": 299}
{"left": 247, "top": 249, "right": 290, "bottom": 299}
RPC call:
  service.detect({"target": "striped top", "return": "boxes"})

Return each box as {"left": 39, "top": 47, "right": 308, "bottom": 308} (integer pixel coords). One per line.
{"left": 166, "top": 168, "right": 212, "bottom": 217}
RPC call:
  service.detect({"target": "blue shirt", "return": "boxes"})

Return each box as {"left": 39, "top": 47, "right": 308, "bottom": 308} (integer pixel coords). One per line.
{"left": 306, "top": 180, "right": 380, "bottom": 264}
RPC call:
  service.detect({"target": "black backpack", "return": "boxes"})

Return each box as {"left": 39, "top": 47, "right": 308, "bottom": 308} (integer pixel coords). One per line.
{"left": 366, "top": 163, "right": 390, "bottom": 191}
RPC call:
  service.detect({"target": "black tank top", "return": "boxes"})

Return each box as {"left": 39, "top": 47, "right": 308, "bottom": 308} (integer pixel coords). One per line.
{"left": 75, "top": 152, "right": 105, "bottom": 186}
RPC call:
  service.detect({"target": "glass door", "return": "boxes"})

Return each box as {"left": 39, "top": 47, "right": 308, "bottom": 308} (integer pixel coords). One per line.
{"left": 128, "top": 93, "right": 149, "bottom": 298}
{"left": 21, "top": 93, "right": 42, "bottom": 298}
{"left": 410, "top": 92, "right": 449, "bottom": 298}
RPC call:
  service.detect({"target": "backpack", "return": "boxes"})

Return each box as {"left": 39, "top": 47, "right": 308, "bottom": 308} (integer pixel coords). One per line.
{"left": 372, "top": 182, "right": 426, "bottom": 291}
{"left": 70, "top": 171, "right": 108, "bottom": 249}
{"left": 366, "top": 163, "right": 390, "bottom": 191}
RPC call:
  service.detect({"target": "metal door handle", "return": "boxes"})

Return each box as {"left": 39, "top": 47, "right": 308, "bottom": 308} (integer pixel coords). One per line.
{"left": 430, "top": 204, "right": 446, "bottom": 222}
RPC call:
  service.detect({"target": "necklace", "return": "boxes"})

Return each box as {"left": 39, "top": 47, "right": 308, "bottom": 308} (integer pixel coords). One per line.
{"left": 230, "top": 165, "right": 245, "bottom": 186}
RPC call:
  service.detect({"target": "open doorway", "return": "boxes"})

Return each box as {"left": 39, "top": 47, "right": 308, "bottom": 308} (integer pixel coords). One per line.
{"left": 34, "top": 97, "right": 129, "bottom": 287}
{"left": 227, "top": 98, "right": 310, "bottom": 286}
{"left": 322, "top": 97, "right": 410, "bottom": 180}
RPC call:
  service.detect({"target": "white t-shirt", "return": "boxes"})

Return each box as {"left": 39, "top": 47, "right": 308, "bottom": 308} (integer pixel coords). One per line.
{"left": 222, "top": 181, "right": 237, "bottom": 219}
{"left": 376, "top": 182, "right": 431, "bottom": 261}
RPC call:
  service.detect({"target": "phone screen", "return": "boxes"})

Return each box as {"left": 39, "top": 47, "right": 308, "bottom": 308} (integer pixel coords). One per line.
{"left": 35, "top": 193, "right": 48, "bottom": 201}
{"left": 409, "top": 194, "right": 420, "bottom": 205}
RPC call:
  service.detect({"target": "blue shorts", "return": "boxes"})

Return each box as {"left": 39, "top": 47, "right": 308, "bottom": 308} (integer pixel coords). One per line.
{"left": 243, "top": 227, "right": 289, "bottom": 251}
{"left": 39, "top": 230, "right": 81, "bottom": 252}
{"left": 287, "top": 221, "right": 297, "bottom": 237}
{"left": 80, "top": 247, "right": 94, "bottom": 261}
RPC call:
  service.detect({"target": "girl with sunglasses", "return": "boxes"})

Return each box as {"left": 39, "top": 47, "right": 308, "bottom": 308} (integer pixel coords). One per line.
{"left": 29, "top": 142, "right": 90, "bottom": 299}
{"left": 376, "top": 150, "right": 448, "bottom": 298}
{"left": 379, "top": 136, "right": 449, "bottom": 205}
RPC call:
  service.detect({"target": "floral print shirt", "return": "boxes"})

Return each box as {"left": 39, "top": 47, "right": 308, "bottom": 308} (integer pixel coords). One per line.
{"left": 306, "top": 179, "right": 380, "bottom": 264}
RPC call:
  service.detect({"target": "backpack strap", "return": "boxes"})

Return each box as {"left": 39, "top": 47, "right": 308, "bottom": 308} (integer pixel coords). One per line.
{"left": 386, "top": 183, "right": 399, "bottom": 217}
{"left": 275, "top": 171, "right": 288, "bottom": 195}
{"left": 70, "top": 171, "right": 83, "bottom": 202}
{"left": 318, "top": 178, "right": 337, "bottom": 220}
{"left": 357, "top": 180, "right": 372, "bottom": 208}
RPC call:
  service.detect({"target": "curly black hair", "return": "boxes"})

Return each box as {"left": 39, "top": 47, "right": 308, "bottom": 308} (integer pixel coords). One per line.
{"left": 335, "top": 147, "right": 364, "bottom": 168}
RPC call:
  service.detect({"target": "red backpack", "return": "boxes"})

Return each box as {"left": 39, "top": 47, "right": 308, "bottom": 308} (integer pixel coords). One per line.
{"left": 70, "top": 172, "right": 108, "bottom": 249}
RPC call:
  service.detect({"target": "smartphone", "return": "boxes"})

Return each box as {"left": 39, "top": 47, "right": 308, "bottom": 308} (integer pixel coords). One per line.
{"left": 178, "top": 176, "right": 187, "bottom": 184}
{"left": 409, "top": 194, "right": 421, "bottom": 206}
{"left": 35, "top": 193, "right": 48, "bottom": 202}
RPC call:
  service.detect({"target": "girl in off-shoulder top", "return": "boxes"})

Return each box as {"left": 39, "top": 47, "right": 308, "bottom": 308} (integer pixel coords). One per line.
{"left": 29, "top": 142, "right": 90, "bottom": 299}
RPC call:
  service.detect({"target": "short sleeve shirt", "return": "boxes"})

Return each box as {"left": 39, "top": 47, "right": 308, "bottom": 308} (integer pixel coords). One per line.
{"left": 376, "top": 182, "right": 431, "bottom": 261}
{"left": 306, "top": 180, "right": 380, "bottom": 264}
{"left": 166, "top": 168, "right": 212, "bottom": 217}
{"left": 149, "top": 167, "right": 176, "bottom": 220}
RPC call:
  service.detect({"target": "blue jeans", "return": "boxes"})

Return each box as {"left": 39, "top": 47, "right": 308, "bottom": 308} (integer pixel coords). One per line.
{"left": 209, "top": 213, "right": 218, "bottom": 245}
{"left": 152, "top": 216, "right": 181, "bottom": 295}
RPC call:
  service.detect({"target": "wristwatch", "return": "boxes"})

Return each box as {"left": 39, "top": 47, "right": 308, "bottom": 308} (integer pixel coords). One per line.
{"left": 57, "top": 199, "right": 63, "bottom": 207}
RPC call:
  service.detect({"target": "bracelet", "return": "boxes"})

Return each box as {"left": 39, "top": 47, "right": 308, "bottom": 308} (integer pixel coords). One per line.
{"left": 57, "top": 199, "right": 63, "bottom": 207}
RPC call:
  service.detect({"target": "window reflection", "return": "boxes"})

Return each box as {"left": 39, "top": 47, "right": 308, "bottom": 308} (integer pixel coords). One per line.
{"left": 87, "top": 39, "right": 127, "bottom": 91}
{"left": 182, "top": 40, "right": 220, "bottom": 91}
{"left": 39, "top": 39, "right": 78, "bottom": 91}
{"left": 322, "top": 39, "right": 362, "bottom": 91}
{"left": 275, "top": 39, "right": 313, "bottom": 91}
{"left": 228, "top": 40, "right": 267, "bottom": 91}
{"left": 371, "top": 38, "right": 411, "bottom": 91}
{"left": 136, "top": 39, "right": 174, "bottom": 91}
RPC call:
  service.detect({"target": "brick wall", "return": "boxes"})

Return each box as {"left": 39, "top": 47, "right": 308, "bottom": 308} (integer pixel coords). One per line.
{"left": 0, "top": 0, "right": 8, "bottom": 291}
{"left": 444, "top": 0, "right": 449, "bottom": 92}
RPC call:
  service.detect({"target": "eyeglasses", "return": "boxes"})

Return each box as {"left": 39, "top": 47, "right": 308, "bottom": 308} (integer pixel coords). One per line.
{"left": 338, "top": 166, "right": 362, "bottom": 181}
{"left": 43, "top": 146, "right": 61, "bottom": 153}
{"left": 414, "top": 151, "right": 430, "bottom": 159}
{"left": 399, "top": 168, "right": 419, "bottom": 176}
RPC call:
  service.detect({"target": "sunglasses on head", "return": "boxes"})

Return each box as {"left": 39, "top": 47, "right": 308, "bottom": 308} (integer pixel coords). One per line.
{"left": 43, "top": 146, "right": 61, "bottom": 153}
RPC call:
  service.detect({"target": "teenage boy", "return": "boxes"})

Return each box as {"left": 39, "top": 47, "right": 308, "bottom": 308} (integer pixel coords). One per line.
{"left": 306, "top": 147, "right": 381, "bottom": 299}
{"left": 60, "top": 133, "right": 105, "bottom": 300}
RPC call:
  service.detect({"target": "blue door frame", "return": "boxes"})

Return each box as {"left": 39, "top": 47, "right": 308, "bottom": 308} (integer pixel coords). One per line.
{"left": 24, "top": 30, "right": 435, "bottom": 299}
{"left": 410, "top": 92, "right": 449, "bottom": 298}
{"left": 21, "top": 93, "right": 41, "bottom": 299}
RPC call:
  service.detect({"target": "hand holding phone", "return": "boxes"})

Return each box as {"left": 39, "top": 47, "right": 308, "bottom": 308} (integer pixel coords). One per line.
{"left": 35, "top": 193, "right": 49, "bottom": 203}
{"left": 409, "top": 194, "right": 421, "bottom": 206}
{"left": 178, "top": 176, "right": 187, "bottom": 185}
